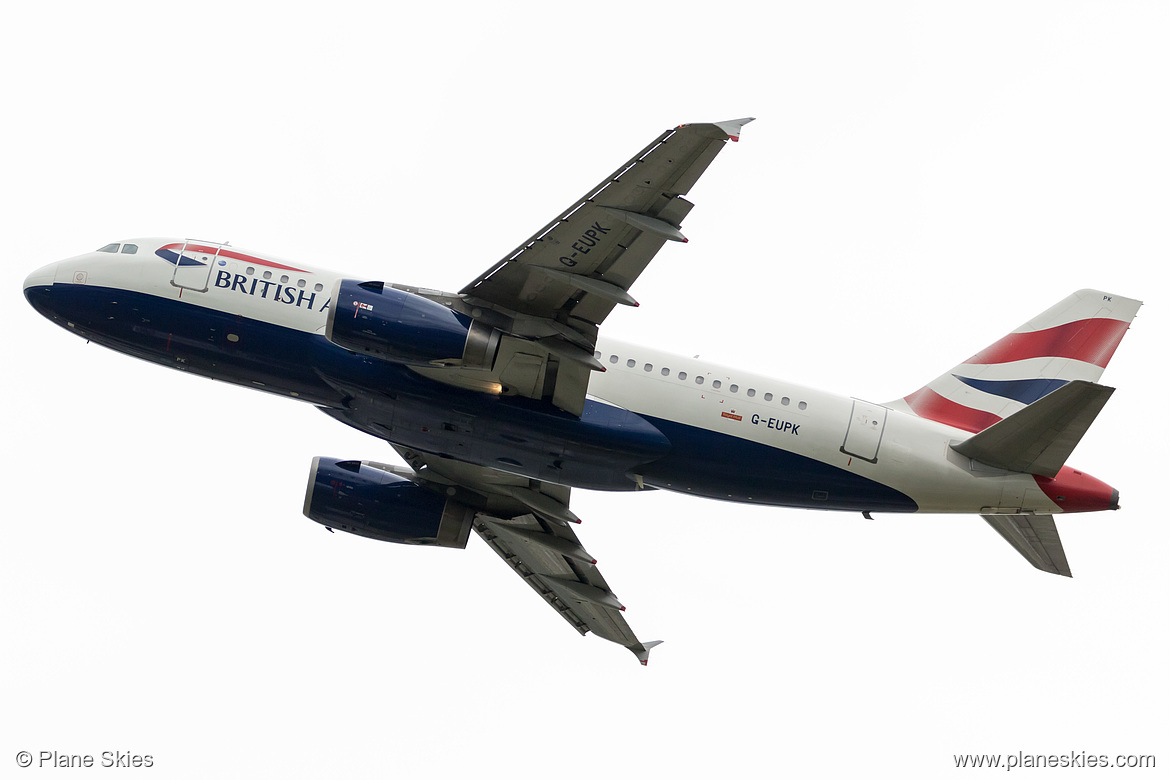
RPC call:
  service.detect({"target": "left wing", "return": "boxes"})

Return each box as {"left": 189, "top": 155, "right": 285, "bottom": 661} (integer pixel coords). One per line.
{"left": 394, "top": 447, "right": 662, "bottom": 664}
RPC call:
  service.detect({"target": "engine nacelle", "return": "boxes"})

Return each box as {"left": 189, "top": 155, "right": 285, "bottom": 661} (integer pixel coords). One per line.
{"left": 303, "top": 457, "right": 474, "bottom": 548}
{"left": 326, "top": 279, "right": 498, "bottom": 367}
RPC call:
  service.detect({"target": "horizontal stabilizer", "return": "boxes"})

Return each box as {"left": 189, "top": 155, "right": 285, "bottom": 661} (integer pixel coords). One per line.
{"left": 982, "top": 514, "right": 1072, "bottom": 577}
{"left": 951, "top": 380, "right": 1114, "bottom": 477}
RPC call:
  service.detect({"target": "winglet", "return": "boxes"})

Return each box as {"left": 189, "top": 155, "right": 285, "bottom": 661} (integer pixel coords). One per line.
{"left": 714, "top": 117, "right": 755, "bottom": 141}
{"left": 632, "top": 639, "right": 664, "bottom": 666}
{"left": 677, "top": 117, "right": 755, "bottom": 142}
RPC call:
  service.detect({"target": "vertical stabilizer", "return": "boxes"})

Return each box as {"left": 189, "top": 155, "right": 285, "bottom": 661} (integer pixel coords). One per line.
{"left": 890, "top": 290, "right": 1141, "bottom": 433}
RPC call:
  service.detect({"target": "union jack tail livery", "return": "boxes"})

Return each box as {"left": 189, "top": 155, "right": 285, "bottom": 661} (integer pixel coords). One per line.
{"left": 894, "top": 289, "right": 1142, "bottom": 434}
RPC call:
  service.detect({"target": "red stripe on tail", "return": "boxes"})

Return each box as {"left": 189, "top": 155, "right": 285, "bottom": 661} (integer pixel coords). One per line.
{"left": 903, "top": 387, "right": 1003, "bottom": 433}
{"left": 966, "top": 318, "right": 1129, "bottom": 368}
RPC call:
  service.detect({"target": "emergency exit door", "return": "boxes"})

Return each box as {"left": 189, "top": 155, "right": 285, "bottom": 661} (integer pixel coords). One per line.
{"left": 841, "top": 399, "right": 888, "bottom": 463}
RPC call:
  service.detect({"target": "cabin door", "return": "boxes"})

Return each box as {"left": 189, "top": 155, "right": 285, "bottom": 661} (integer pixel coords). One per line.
{"left": 171, "top": 240, "right": 223, "bottom": 293}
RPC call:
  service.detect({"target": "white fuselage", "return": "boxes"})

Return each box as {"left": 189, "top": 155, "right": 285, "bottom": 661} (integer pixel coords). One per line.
{"left": 24, "top": 238, "right": 1103, "bottom": 518}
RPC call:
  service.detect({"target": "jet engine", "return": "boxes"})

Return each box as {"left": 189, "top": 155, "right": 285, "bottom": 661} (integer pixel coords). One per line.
{"left": 326, "top": 280, "right": 499, "bottom": 367}
{"left": 303, "top": 457, "right": 475, "bottom": 548}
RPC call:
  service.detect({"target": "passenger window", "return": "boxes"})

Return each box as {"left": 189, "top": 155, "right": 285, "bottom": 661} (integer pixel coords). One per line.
{"left": 297, "top": 279, "right": 306, "bottom": 288}
{"left": 660, "top": 367, "right": 670, "bottom": 377}
{"left": 98, "top": 243, "right": 119, "bottom": 253}
{"left": 695, "top": 376, "right": 704, "bottom": 385}
{"left": 798, "top": 401, "right": 808, "bottom": 410}
{"left": 608, "top": 355, "right": 618, "bottom": 364}
{"left": 245, "top": 267, "right": 255, "bottom": 276}
{"left": 594, "top": 351, "right": 601, "bottom": 359}
{"left": 712, "top": 380, "right": 722, "bottom": 389}
{"left": 643, "top": 363, "right": 653, "bottom": 372}
{"left": 730, "top": 384, "right": 739, "bottom": 393}
{"left": 678, "top": 371, "right": 688, "bottom": 380}
{"left": 263, "top": 270, "right": 272, "bottom": 280}
{"left": 280, "top": 275, "right": 290, "bottom": 284}
{"left": 764, "top": 392, "right": 773, "bottom": 401}
{"left": 627, "top": 359, "right": 636, "bottom": 368}
{"left": 747, "top": 388, "right": 756, "bottom": 398}
{"left": 314, "top": 283, "right": 324, "bottom": 292}
{"left": 781, "top": 397, "right": 790, "bottom": 405}
{"left": 120, "top": 244, "right": 138, "bottom": 254}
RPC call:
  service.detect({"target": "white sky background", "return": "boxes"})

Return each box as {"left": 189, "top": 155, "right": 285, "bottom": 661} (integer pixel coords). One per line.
{"left": 2, "top": 1, "right": 1167, "bottom": 777}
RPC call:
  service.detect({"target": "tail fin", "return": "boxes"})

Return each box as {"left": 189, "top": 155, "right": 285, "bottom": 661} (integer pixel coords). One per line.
{"left": 890, "top": 289, "right": 1141, "bottom": 433}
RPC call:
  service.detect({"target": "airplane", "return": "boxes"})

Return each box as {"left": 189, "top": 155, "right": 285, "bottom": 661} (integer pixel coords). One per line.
{"left": 23, "top": 118, "right": 1141, "bottom": 664}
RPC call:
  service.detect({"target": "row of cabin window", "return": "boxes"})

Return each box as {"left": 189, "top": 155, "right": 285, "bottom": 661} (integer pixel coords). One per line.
{"left": 597, "top": 352, "right": 808, "bottom": 410}
{"left": 242, "top": 265, "right": 325, "bottom": 292}
{"left": 96, "top": 243, "right": 327, "bottom": 294}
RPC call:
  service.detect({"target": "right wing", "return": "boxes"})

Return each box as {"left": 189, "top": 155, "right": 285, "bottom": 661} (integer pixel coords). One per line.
{"left": 394, "top": 447, "right": 662, "bottom": 664}
{"left": 461, "top": 118, "right": 755, "bottom": 330}
{"left": 408, "top": 119, "right": 753, "bottom": 416}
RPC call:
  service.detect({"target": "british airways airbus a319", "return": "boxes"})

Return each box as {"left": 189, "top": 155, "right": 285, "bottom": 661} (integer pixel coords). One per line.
{"left": 23, "top": 119, "right": 1141, "bottom": 663}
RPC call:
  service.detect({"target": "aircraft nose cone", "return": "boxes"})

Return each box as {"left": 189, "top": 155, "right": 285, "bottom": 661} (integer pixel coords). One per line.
{"left": 24, "top": 262, "right": 58, "bottom": 317}
{"left": 24, "top": 262, "right": 58, "bottom": 292}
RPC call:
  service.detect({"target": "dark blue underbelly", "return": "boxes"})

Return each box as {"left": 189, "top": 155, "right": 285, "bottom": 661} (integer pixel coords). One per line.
{"left": 27, "top": 283, "right": 917, "bottom": 510}
{"left": 634, "top": 415, "right": 917, "bottom": 512}
{"left": 25, "top": 283, "right": 666, "bottom": 489}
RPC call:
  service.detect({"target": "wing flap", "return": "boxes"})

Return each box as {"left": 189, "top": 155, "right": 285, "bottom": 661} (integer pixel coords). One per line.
{"left": 982, "top": 514, "right": 1072, "bottom": 577}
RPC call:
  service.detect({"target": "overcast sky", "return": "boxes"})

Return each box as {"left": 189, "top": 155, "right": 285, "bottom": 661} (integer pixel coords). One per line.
{"left": 3, "top": 2, "right": 1167, "bottom": 777}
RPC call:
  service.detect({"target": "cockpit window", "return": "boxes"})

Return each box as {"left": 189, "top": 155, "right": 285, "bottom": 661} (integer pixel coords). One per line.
{"left": 98, "top": 243, "right": 120, "bottom": 253}
{"left": 120, "top": 244, "right": 138, "bottom": 254}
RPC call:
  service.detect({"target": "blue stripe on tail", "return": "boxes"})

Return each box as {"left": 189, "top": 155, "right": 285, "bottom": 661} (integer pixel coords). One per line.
{"left": 953, "top": 376, "right": 1070, "bottom": 405}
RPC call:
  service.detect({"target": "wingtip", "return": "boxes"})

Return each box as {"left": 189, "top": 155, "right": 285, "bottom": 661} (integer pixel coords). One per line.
{"left": 676, "top": 117, "right": 755, "bottom": 142}
{"left": 717, "top": 116, "right": 756, "bottom": 141}
{"left": 633, "top": 639, "right": 664, "bottom": 665}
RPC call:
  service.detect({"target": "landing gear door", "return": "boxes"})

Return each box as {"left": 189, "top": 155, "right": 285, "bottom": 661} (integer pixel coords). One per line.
{"left": 841, "top": 400, "right": 888, "bottom": 463}
{"left": 171, "top": 241, "right": 222, "bottom": 293}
